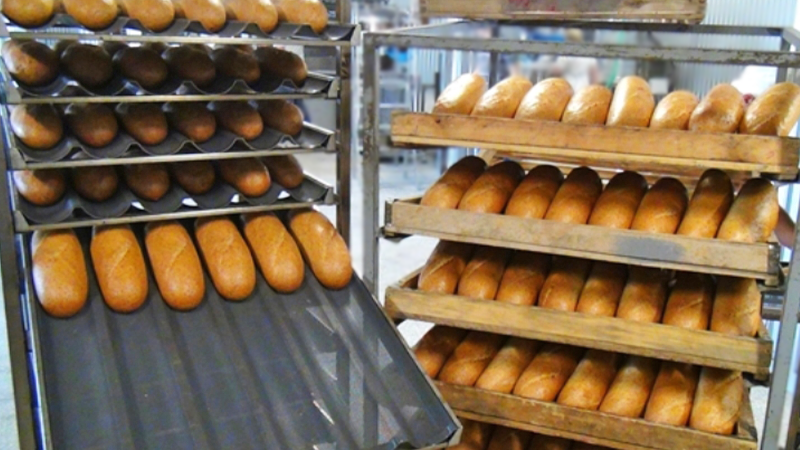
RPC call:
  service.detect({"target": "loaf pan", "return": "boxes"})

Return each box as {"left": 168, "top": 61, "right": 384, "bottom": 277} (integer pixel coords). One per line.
{"left": 21, "top": 227, "right": 459, "bottom": 450}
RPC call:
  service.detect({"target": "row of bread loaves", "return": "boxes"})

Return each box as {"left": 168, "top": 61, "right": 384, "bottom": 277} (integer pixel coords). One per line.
{"left": 447, "top": 419, "right": 617, "bottom": 450}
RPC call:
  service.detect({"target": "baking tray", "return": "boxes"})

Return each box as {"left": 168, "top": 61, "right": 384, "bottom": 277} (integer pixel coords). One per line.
{"left": 22, "top": 226, "right": 459, "bottom": 449}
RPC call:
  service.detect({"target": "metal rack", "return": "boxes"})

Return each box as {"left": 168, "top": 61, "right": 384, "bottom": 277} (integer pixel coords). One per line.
{"left": 363, "top": 21, "right": 800, "bottom": 450}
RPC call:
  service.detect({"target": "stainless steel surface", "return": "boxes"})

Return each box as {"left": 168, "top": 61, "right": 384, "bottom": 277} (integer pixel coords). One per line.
{"left": 336, "top": 0, "right": 352, "bottom": 247}
{"left": 362, "top": 38, "right": 380, "bottom": 297}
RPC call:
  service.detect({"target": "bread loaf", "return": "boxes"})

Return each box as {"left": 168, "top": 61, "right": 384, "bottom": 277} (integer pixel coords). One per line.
{"left": 421, "top": 156, "right": 487, "bottom": 209}
{"left": 689, "top": 368, "right": 744, "bottom": 435}
{"left": 606, "top": 76, "right": 655, "bottom": 127}
{"left": 54, "top": 40, "right": 77, "bottom": 58}
{"left": 123, "top": 164, "right": 170, "bottom": 201}
{"left": 527, "top": 435, "right": 572, "bottom": 450}
{"left": 211, "top": 46, "right": 262, "bottom": 83}
{"left": 222, "top": 0, "right": 279, "bottom": 32}
{"left": 143, "top": 42, "right": 169, "bottom": 54}
{"left": 457, "top": 161, "right": 524, "bottom": 213}
{"left": 644, "top": 362, "right": 700, "bottom": 426}
{"left": 557, "top": 350, "right": 620, "bottom": 410}
{"left": 3, "top": 0, "right": 56, "bottom": 27}
{"left": 717, "top": 178, "right": 779, "bottom": 243}
{"left": 91, "top": 225, "right": 148, "bottom": 313}
{"left": 163, "top": 45, "right": 217, "bottom": 87}
{"left": 711, "top": 277, "right": 761, "bottom": 337}
{"left": 513, "top": 344, "right": 584, "bottom": 401}
{"left": 689, "top": 84, "right": 745, "bottom": 133}
{"left": 414, "top": 326, "right": 468, "bottom": 378}
{"left": 195, "top": 217, "right": 256, "bottom": 301}
{"left": 164, "top": 102, "right": 217, "bottom": 143}
{"left": 13, "top": 170, "right": 66, "bottom": 206}
{"left": 588, "top": 171, "right": 647, "bottom": 229}
{"left": 255, "top": 46, "right": 308, "bottom": 86}
{"left": 452, "top": 419, "right": 492, "bottom": 450}
{"left": 433, "top": 73, "right": 487, "bottom": 115}
{"left": 677, "top": 169, "right": 734, "bottom": 238}
{"left": 457, "top": 246, "right": 512, "bottom": 300}
{"left": 60, "top": 43, "right": 113, "bottom": 87}
{"left": 173, "top": 0, "right": 227, "bottom": 31}
{"left": 65, "top": 103, "right": 119, "bottom": 148}
{"left": 242, "top": 212, "right": 304, "bottom": 293}
{"left": 544, "top": 167, "right": 602, "bottom": 224}
{"left": 438, "top": 331, "right": 505, "bottom": 386}
{"left": 218, "top": 158, "right": 272, "bottom": 196}
{"left": 274, "top": 0, "right": 328, "bottom": 33}
{"left": 575, "top": 262, "right": 627, "bottom": 317}
{"left": 169, "top": 161, "right": 215, "bottom": 195}
{"left": 740, "top": 82, "right": 800, "bottom": 136}
{"left": 562, "top": 85, "right": 613, "bottom": 125}
{"left": 117, "top": 0, "right": 175, "bottom": 31}
{"left": 288, "top": 209, "right": 352, "bottom": 290}
{"left": 495, "top": 251, "right": 550, "bottom": 306}
{"left": 649, "top": 91, "right": 699, "bottom": 130}
{"left": 418, "top": 241, "right": 474, "bottom": 294}
{"left": 113, "top": 46, "right": 169, "bottom": 89}
{"left": 211, "top": 101, "right": 264, "bottom": 140}
{"left": 471, "top": 75, "right": 533, "bottom": 118}
{"left": 486, "top": 426, "right": 532, "bottom": 450}
{"left": 571, "top": 443, "right": 606, "bottom": 450}
{"left": 258, "top": 99, "right": 304, "bottom": 136}
{"left": 32, "top": 230, "right": 88, "bottom": 318}
{"left": 505, "top": 165, "right": 564, "bottom": 219}
{"left": 2, "top": 40, "right": 59, "bottom": 87}
{"left": 116, "top": 103, "right": 169, "bottom": 145}
{"left": 514, "top": 78, "right": 573, "bottom": 121}
{"left": 264, "top": 155, "right": 304, "bottom": 189}
{"left": 10, "top": 104, "right": 63, "bottom": 149}
{"left": 538, "top": 257, "right": 592, "bottom": 311}
{"left": 71, "top": 166, "right": 119, "bottom": 202}
{"left": 599, "top": 356, "right": 659, "bottom": 418}
{"left": 145, "top": 221, "right": 205, "bottom": 310}
{"left": 475, "top": 338, "right": 540, "bottom": 394}
{"left": 663, "top": 272, "right": 714, "bottom": 330}
{"left": 616, "top": 267, "right": 669, "bottom": 323}
{"left": 630, "top": 178, "right": 688, "bottom": 234}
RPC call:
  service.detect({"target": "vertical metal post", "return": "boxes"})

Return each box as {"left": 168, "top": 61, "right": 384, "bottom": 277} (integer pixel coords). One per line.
{"left": 362, "top": 35, "right": 381, "bottom": 296}
{"left": 777, "top": 38, "right": 792, "bottom": 84}
{"left": 335, "top": 0, "right": 352, "bottom": 245}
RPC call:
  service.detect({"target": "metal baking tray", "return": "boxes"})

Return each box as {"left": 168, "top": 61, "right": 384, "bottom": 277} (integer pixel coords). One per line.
{"left": 21, "top": 226, "right": 459, "bottom": 450}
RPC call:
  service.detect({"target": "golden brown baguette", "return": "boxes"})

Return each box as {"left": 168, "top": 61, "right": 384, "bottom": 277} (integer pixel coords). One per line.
{"left": 255, "top": 46, "right": 307, "bottom": 85}
{"left": 32, "top": 230, "right": 89, "bottom": 318}
{"left": 557, "top": 350, "right": 620, "bottom": 410}
{"left": 649, "top": 90, "right": 700, "bottom": 130}
{"left": 195, "top": 217, "right": 256, "bottom": 301}
{"left": 2, "top": 40, "right": 59, "bottom": 87}
{"left": 116, "top": 103, "right": 169, "bottom": 145}
{"left": 630, "top": 177, "right": 688, "bottom": 234}
{"left": 562, "top": 85, "right": 613, "bottom": 125}
{"left": 514, "top": 78, "right": 574, "bottom": 121}
{"left": 164, "top": 102, "right": 217, "bottom": 143}
{"left": 218, "top": 158, "right": 272, "bottom": 197}
{"left": 475, "top": 338, "right": 541, "bottom": 394}
{"left": 527, "top": 435, "right": 572, "bottom": 450}
{"left": 117, "top": 0, "right": 175, "bottom": 31}
{"left": 486, "top": 426, "right": 533, "bottom": 450}
{"left": 172, "top": 0, "right": 227, "bottom": 32}
{"left": 65, "top": 103, "right": 119, "bottom": 148}
{"left": 274, "top": 0, "right": 328, "bottom": 33}
{"left": 495, "top": 251, "right": 550, "bottom": 306}
{"left": 471, "top": 75, "right": 533, "bottom": 118}
{"left": 616, "top": 267, "right": 669, "bottom": 323}
{"left": 243, "top": 212, "right": 305, "bottom": 293}
{"left": 451, "top": 419, "right": 492, "bottom": 450}
{"left": 575, "top": 262, "right": 627, "bottom": 317}
{"left": 544, "top": 167, "right": 602, "bottom": 224}
{"left": 123, "top": 164, "right": 171, "bottom": 201}
{"left": 538, "top": 257, "right": 592, "bottom": 311}
{"left": 258, "top": 99, "right": 305, "bottom": 136}
{"left": 162, "top": 45, "right": 216, "bottom": 88}
{"left": 599, "top": 355, "right": 659, "bottom": 418}
{"left": 421, "top": 156, "right": 487, "bottom": 209}
{"left": 113, "top": 46, "right": 169, "bottom": 89}
{"left": 413, "top": 326, "right": 468, "bottom": 379}
{"left": 212, "top": 101, "right": 264, "bottom": 140}
{"left": 169, "top": 161, "right": 216, "bottom": 195}
{"left": 513, "top": 343, "right": 583, "bottom": 401}
{"left": 606, "top": 76, "right": 655, "bottom": 127}
{"left": 588, "top": 171, "right": 647, "bottom": 229}
{"left": 3, "top": 0, "right": 57, "bottom": 27}
{"left": 457, "top": 246, "right": 512, "bottom": 300}
{"left": 663, "top": 272, "right": 715, "bottom": 330}
{"left": 418, "top": 241, "right": 475, "bottom": 294}
{"left": 740, "top": 82, "right": 800, "bottom": 136}
{"left": 10, "top": 104, "right": 63, "bottom": 149}
{"left": 689, "top": 83, "right": 745, "bottom": 133}
{"left": 433, "top": 73, "right": 487, "bottom": 115}
{"left": 13, "top": 169, "right": 66, "bottom": 206}
{"left": 438, "top": 331, "right": 506, "bottom": 386}
{"left": 145, "top": 221, "right": 205, "bottom": 311}
{"left": 211, "top": 45, "right": 261, "bottom": 83}
{"left": 91, "top": 225, "right": 148, "bottom": 313}
{"left": 60, "top": 43, "right": 114, "bottom": 87}
{"left": 710, "top": 277, "right": 761, "bottom": 337}
{"left": 288, "top": 209, "right": 352, "bottom": 290}
{"left": 71, "top": 166, "right": 119, "bottom": 202}
{"left": 222, "top": 0, "right": 278, "bottom": 32}
{"left": 505, "top": 165, "right": 564, "bottom": 219}
{"left": 458, "top": 161, "right": 524, "bottom": 213}
{"left": 717, "top": 178, "right": 779, "bottom": 243}
{"left": 677, "top": 169, "right": 734, "bottom": 238}
{"left": 689, "top": 368, "right": 744, "bottom": 435}
{"left": 644, "top": 362, "right": 700, "bottom": 426}
{"left": 263, "top": 155, "right": 304, "bottom": 189}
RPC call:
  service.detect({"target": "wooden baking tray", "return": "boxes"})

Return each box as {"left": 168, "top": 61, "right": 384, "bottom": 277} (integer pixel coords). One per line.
{"left": 386, "top": 271, "right": 772, "bottom": 377}
{"left": 418, "top": 0, "right": 706, "bottom": 22}
{"left": 391, "top": 113, "right": 800, "bottom": 180}
{"left": 384, "top": 199, "right": 781, "bottom": 283}
{"left": 436, "top": 382, "right": 757, "bottom": 450}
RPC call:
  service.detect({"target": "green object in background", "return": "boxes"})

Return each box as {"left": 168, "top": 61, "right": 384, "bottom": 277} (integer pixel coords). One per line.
{"left": 606, "top": 31, "right": 625, "bottom": 88}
